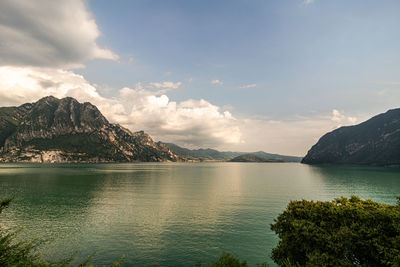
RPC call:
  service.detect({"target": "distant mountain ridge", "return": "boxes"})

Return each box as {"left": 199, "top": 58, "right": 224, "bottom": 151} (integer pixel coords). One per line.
{"left": 165, "top": 143, "right": 242, "bottom": 161}
{"left": 165, "top": 143, "right": 302, "bottom": 162}
{"left": 230, "top": 151, "right": 301, "bottom": 162}
{"left": 0, "top": 96, "right": 179, "bottom": 162}
{"left": 302, "top": 108, "right": 400, "bottom": 166}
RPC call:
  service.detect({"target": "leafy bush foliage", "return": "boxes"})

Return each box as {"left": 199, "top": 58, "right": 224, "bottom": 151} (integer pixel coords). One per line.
{"left": 271, "top": 196, "right": 400, "bottom": 266}
{"left": 208, "top": 253, "right": 249, "bottom": 267}
{"left": 194, "top": 252, "right": 268, "bottom": 267}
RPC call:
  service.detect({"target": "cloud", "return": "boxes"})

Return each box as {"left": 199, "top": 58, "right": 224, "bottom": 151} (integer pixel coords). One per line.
{"left": 0, "top": 66, "right": 100, "bottom": 106}
{"left": 331, "top": 109, "right": 357, "bottom": 127}
{"left": 149, "top": 81, "right": 182, "bottom": 90}
{"left": 0, "top": 66, "right": 241, "bottom": 147}
{"left": 211, "top": 79, "right": 223, "bottom": 85}
{"left": 118, "top": 88, "right": 241, "bottom": 147}
{"left": 231, "top": 110, "right": 361, "bottom": 156}
{"left": 0, "top": 67, "right": 366, "bottom": 155}
{"left": 239, "top": 84, "right": 257, "bottom": 89}
{"left": 304, "top": 0, "right": 315, "bottom": 4}
{"left": 378, "top": 81, "right": 400, "bottom": 86}
{"left": 235, "top": 118, "right": 331, "bottom": 156}
{"left": 0, "top": 0, "right": 118, "bottom": 68}
{"left": 376, "top": 81, "right": 400, "bottom": 97}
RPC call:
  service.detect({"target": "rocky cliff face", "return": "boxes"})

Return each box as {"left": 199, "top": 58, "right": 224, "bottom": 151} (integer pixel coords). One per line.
{"left": 0, "top": 96, "right": 179, "bottom": 162}
{"left": 302, "top": 108, "right": 400, "bottom": 166}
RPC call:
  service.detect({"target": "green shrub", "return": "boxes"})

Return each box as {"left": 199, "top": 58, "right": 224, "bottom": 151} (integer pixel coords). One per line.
{"left": 271, "top": 196, "right": 400, "bottom": 266}
{"left": 193, "top": 252, "right": 268, "bottom": 267}
{"left": 208, "top": 253, "right": 249, "bottom": 267}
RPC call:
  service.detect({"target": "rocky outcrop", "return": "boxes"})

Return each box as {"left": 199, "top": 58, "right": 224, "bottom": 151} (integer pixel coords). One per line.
{"left": 0, "top": 96, "right": 180, "bottom": 162}
{"left": 302, "top": 108, "right": 400, "bottom": 166}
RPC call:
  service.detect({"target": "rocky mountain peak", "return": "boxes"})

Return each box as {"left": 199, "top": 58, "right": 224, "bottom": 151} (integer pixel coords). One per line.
{"left": 0, "top": 96, "right": 180, "bottom": 163}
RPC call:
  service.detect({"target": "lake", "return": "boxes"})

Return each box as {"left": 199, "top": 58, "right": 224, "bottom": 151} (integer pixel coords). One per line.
{"left": 0, "top": 163, "right": 399, "bottom": 266}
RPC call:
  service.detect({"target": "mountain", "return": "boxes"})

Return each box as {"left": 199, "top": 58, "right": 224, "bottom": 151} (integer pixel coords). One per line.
{"left": 302, "top": 108, "right": 400, "bottom": 166}
{"left": 165, "top": 143, "right": 242, "bottom": 161}
{"left": 230, "top": 151, "right": 301, "bottom": 162}
{"left": 0, "top": 96, "right": 179, "bottom": 163}
{"left": 165, "top": 143, "right": 301, "bottom": 162}
{"left": 230, "top": 154, "right": 283, "bottom": 162}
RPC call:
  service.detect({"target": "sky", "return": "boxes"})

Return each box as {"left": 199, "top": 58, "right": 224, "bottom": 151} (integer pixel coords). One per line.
{"left": 0, "top": 0, "right": 399, "bottom": 156}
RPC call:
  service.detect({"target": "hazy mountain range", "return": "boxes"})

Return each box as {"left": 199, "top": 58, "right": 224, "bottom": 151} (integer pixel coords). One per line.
{"left": 165, "top": 143, "right": 301, "bottom": 162}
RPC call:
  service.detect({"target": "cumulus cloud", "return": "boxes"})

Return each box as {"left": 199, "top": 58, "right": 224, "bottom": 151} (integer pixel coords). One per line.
{"left": 304, "top": 0, "right": 315, "bottom": 4}
{"left": 0, "top": 0, "right": 118, "bottom": 68}
{"left": 0, "top": 67, "right": 241, "bottom": 147}
{"left": 211, "top": 79, "right": 223, "bottom": 85}
{"left": 331, "top": 109, "right": 357, "bottom": 127}
{"left": 239, "top": 84, "right": 257, "bottom": 89}
{"left": 0, "top": 66, "right": 100, "bottom": 106}
{"left": 118, "top": 88, "right": 241, "bottom": 147}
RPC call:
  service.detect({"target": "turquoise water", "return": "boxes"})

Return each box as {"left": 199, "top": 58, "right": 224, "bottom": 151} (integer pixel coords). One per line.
{"left": 0, "top": 163, "right": 399, "bottom": 266}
